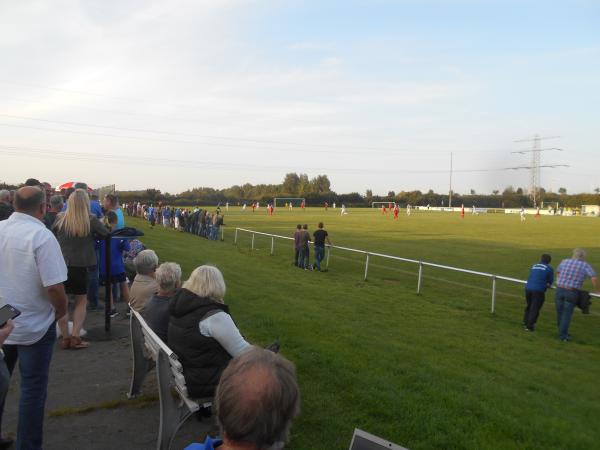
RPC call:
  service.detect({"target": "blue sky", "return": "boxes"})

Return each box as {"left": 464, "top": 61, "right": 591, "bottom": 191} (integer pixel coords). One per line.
{"left": 0, "top": 0, "right": 598, "bottom": 195}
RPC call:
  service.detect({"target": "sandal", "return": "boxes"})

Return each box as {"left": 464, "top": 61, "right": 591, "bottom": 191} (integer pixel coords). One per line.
{"left": 60, "top": 337, "right": 71, "bottom": 350}
{"left": 69, "top": 336, "right": 90, "bottom": 349}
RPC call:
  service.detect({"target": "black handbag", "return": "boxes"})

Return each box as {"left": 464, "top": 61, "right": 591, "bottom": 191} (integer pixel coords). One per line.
{"left": 576, "top": 290, "right": 591, "bottom": 314}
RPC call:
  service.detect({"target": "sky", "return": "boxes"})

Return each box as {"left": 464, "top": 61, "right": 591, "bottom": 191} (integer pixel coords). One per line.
{"left": 0, "top": 0, "right": 599, "bottom": 196}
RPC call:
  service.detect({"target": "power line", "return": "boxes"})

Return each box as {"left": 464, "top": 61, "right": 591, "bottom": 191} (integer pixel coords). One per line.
{"left": 0, "top": 119, "right": 507, "bottom": 156}
{"left": 0, "top": 144, "right": 514, "bottom": 175}
{"left": 510, "top": 135, "right": 567, "bottom": 207}
{"left": 0, "top": 113, "right": 406, "bottom": 152}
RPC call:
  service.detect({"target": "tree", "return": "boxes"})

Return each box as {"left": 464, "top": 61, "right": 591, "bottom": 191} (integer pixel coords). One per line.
{"left": 492, "top": 190, "right": 499, "bottom": 195}
{"left": 145, "top": 188, "right": 161, "bottom": 202}
{"left": 387, "top": 191, "right": 396, "bottom": 198}
{"left": 297, "top": 174, "right": 310, "bottom": 195}
{"left": 365, "top": 189, "right": 373, "bottom": 199}
{"left": 309, "top": 175, "right": 331, "bottom": 194}
{"left": 558, "top": 187, "right": 567, "bottom": 195}
{"left": 282, "top": 173, "right": 300, "bottom": 195}
{"left": 516, "top": 187, "right": 523, "bottom": 195}
{"left": 470, "top": 189, "right": 476, "bottom": 195}
{"left": 594, "top": 187, "right": 599, "bottom": 194}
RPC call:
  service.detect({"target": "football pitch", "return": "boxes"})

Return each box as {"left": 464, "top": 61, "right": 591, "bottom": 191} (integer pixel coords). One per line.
{"left": 129, "top": 208, "right": 600, "bottom": 450}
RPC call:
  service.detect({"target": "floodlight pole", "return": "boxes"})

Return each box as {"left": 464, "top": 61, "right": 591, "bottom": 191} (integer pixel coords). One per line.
{"left": 448, "top": 152, "right": 453, "bottom": 208}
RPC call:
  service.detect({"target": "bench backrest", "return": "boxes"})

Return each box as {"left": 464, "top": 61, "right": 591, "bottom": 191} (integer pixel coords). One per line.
{"left": 131, "top": 309, "right": 192, "bottom": 399}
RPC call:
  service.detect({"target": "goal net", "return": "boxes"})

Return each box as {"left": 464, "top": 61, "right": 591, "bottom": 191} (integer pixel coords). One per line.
{"left": 273, "top": 198, "right": 305, "bottom": 208}
{"left": 372, "top": 201, "right": 397, "bottom": 208}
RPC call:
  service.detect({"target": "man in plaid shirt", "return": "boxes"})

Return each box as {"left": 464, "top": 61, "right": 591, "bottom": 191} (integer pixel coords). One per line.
{"left": 555, "top": 248, "right": 598, "bottom": 341}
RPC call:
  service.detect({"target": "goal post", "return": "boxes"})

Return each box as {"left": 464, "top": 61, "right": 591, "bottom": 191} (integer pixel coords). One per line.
{"left": 372, "top": 201, "right": 397, "bottom": 208}
{"left": 273, "top": 197, "right": 305, "bottom": 208}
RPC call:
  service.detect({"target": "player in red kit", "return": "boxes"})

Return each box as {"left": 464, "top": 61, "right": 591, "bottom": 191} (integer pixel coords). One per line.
{"left": 393, "top": 204, "right": 399, "bottom": 220}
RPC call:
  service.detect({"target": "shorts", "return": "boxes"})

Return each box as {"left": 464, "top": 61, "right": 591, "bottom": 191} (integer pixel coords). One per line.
{"left": 100, "top": 273, "right": 127, "bottom": 284}
{"left": 64, "top": 266, "right": 88, "bottom": 295}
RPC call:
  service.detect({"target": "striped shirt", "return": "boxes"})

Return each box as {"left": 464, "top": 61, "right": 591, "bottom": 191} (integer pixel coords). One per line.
{"left": 556, "top": 258, "right": 596, "bottom": 290}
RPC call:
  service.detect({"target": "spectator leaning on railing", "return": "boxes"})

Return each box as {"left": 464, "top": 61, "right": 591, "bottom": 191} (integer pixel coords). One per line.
{"left": 554, "top": 248, "right": 599, "bottom": 342}
{"left": 523, "top": 254, "right": 554, "bottom": 332}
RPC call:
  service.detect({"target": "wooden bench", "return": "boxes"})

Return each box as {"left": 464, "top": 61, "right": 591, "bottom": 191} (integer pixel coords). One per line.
{"left": 128, "top": 309, "right": 213, "bottom": 450}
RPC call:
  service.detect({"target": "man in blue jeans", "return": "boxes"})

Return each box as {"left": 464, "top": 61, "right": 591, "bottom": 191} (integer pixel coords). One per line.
{"left": 554, "top": 248, "right": 598, "bottom": 342}
{"left": 0, "top": 186, "right": 68, "bottom": 449}
{"left": 312, "top": 222, "right": 332, "bottom": 272}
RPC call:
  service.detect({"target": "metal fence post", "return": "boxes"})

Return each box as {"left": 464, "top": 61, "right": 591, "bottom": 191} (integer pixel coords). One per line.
{"left": 491, "top": 276, "right": 497, "bottom": 313}
{"left": 251, "top": 233, "right": 255, "bottom": 251}
{"left": 270, "top": 237, "right": 274, "bottom": 255}
{"left": 364, "top": 253, "right": 370, "bottom": 280}
{"left": 417, "top": 262, "right": 423, "bottom": 294}
{"left": 221, "top": 226, "right": 225, "bottom": 241}
{"left": 234, "top": 228, "right": 238, "bottom": 244}
{"left": 326, "top": 246, "right": 331, "bottom": 269}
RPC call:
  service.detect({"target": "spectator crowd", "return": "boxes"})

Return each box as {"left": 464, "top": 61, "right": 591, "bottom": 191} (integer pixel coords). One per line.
{"left": 122, "top": 202, "right": 224, "bottom": 241}
{"left": 0, "top": 177, "right": 598, "bottom": 450}
{"left": 0, "top": 180, "right": 298, "bottom": 450}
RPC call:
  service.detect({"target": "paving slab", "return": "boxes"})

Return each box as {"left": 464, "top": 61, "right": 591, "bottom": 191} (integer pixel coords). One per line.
{"left": 3, "top": 306, "right": 214, "bottom": 450}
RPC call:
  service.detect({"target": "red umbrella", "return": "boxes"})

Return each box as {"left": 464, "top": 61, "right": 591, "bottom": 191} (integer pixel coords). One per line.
{"left": 55, "top": 182, "right": 93, "bottom": 192}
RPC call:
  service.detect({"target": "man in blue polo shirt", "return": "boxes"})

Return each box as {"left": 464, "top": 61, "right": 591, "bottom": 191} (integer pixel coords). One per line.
{"left": 523, "top": 254, "right": 554, "bottom": 331}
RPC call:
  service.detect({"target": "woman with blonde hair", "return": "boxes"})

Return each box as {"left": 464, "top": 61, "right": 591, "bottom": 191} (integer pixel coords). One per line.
{"left": 54, "top": 189, "right": 109, "bottom": 349}
{"left": 168, "top": 265, "right": 251, "bottom": 398}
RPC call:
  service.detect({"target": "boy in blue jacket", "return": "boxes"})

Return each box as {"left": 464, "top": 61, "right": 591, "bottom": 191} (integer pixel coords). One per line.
{"left": 99, "top": 211, "right": 130, "bottom": 317}
{"left": 524, "top": 253, "right": 554, "bottom": 331}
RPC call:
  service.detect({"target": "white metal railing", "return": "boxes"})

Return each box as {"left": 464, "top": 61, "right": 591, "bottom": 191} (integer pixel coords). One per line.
{"left": 233, "top": 227, "right": 599, "bottom": 313}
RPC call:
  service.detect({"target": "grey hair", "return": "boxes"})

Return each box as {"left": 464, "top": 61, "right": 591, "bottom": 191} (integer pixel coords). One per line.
{"left": 155, "top": 262, "right": 181, "bottom": 292}
{"left": 215, "top": 348, "right": 300, "bottom": 450}
{"left": 0, "top": 190, "right": 9, "bottom": 202}
{"left": 572, "top": 248, "right": 586, "bottom": 260}
{"left": 49, "top": 195, "right": 64, "bottom": 210}
{"left": 134, "top": 249, "right": 159, "bottom": 275}
{"left": 182, "top": 265, "right": 226, "bottom": 302}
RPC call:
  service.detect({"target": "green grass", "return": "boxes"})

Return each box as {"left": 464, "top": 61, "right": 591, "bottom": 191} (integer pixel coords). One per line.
{"left": 131, "top": 207, "right": 600, "bottom": 450}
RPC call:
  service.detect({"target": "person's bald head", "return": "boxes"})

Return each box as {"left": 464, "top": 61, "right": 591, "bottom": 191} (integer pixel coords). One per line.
{"left": 14, "top": 186, "right": 45, "bottom": 219}
{"left": 216, "top": 348, "right": 300, "bottom": 450}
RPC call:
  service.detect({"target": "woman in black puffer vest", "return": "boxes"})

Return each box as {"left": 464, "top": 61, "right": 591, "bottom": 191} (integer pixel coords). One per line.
{"left": 168, "top": 265, "right": 251, "bottom": 398}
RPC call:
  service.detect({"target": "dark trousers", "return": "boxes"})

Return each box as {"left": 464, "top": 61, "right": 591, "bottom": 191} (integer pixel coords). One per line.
{"left": 294, "top": 249, "right": 300, "bottom": 266}
{"left": 299, "top": 245, "right": 310, "bottom": 269}
{"left": 524, "top": 290, "right": 545, "bottom": 330}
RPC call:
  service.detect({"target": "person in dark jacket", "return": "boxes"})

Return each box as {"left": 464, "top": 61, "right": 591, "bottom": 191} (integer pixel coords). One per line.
{"left": 523, "top": 253, "right": 554, "bottom": 331}
{"left": 168, "top": 265, "right": 251, "bottom": 398}
{"left": 43, "top": 195, "right": 64, "bottom": 230}
{"left": 143, "top": 262, "right": 181, "bottom": 343}
{"left": 0, "top": 190, "right": 13, "bottom": 221}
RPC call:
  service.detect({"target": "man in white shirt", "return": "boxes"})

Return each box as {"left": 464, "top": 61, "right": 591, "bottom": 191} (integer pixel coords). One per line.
{"left": 0, "top": 186, "right": 68, "bottom": 450}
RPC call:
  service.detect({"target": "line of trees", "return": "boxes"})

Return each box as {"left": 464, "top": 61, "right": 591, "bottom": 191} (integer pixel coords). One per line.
{"left": 2, "top": 176, "right": 598, "bottom": 208}
{"left": 111, "top": 174, "right": 600, "bottom": 208}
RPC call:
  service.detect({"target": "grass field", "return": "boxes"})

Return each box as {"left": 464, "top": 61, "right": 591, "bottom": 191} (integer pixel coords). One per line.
{"left": 129, "top": 207, "right": 600, "bottom": 450}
